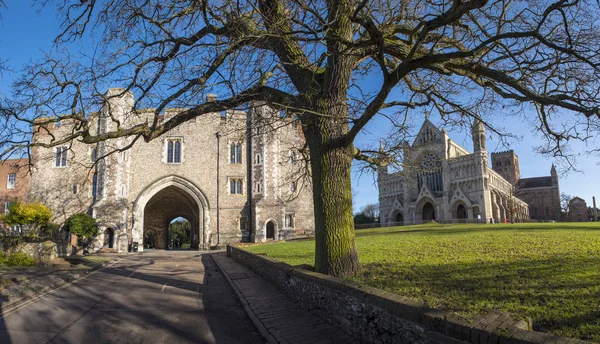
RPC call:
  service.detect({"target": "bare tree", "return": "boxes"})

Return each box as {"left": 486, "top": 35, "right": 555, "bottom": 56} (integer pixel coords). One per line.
{"left": 359, "top": 203, "right": 379, "bottom": 220}
{"left": 560, "top": 192, "right": 573, "bottom": 217}
{"left": 1, "top": 0, "right": 600, "bottom": 276}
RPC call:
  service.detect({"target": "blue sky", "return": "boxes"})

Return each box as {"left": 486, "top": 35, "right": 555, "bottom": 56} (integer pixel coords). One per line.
{"left": 1, "top": 2, "right": 599, "bottom": 213}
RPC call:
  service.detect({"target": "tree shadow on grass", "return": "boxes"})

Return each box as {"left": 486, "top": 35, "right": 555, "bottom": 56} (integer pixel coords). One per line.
{"left": 354, "top": 254, "right": 600, "bottom": 342}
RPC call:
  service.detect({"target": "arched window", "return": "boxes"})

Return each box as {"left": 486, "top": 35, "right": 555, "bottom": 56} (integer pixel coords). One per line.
{"left": 418, "top": 153, "right": 443, "bottom": 192}
{"left": 166, "top": 139, "right": 182, "bottom": 163}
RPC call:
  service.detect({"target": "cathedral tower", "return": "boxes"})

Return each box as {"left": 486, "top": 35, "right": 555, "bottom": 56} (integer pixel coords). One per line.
{"left": 491, "top": 150, "right": 520, "bottom": 185}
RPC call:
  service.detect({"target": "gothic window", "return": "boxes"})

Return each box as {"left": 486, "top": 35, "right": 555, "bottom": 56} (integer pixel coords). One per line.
{"left": 285, "top": 213, "right": 295, "bottom": 228}
{"left": 55, "top": 147, "right": 68, "bottom": 167}
{"left": 167, "top": 139, "right": 182, "bottom": 163}
{"left": 230, "top": 142, "right": 242, "bottom": 164}
{"left": 7, "top": 173, "right": 16, "bottom": 190}
{"left": 230, "top": 178, "right": 243, "bottom": 194}
{"left": 418, "top": 153, "right": 443, "bottom": 192}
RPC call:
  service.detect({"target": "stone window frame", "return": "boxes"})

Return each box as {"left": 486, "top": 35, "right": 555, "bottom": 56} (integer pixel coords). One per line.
{"left": 239, "top": 216, "right": 248, "bottom": 231}
{"left": 284, "top": 212, "right": 295, "bottom": 229}
{"left": 164, "top": 137, "right": 184, "bottom": 164}
{"left": 54, "top": 146, "right": 69, "bottom": 168}
{"left": 6, "top": 173, "right": 16, "bottom": 190}
{"left": 229, "top": 141, "right": 243, "bottom": 164}
{"left": 255, "top": 180, "right": 262, "bottom": 194}
{"left": 229, "top": 177, "right": 244, "bottom": 195}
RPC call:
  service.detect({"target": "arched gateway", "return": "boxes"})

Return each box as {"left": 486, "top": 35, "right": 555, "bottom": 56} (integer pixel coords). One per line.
{"left": 132, "top": 176, "right": 210, "bottom": 251}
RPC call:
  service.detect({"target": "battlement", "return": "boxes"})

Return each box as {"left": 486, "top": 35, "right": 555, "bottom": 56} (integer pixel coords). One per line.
{"left": 491, "top": 150, "right": 515, "bottom": 155}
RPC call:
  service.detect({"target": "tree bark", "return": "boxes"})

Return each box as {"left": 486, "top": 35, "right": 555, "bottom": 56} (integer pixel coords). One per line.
{"left": 306, "top": 107, "right": 360, "bottom": 277}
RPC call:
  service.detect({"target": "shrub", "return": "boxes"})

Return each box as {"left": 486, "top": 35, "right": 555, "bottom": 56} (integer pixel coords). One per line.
{"left": 0, "top": 252, "right": 8, "bottom": 265}
{"left": 64, "top": 213, "right": 98, "bottom": 241}
{"left": 0, "top": 201, "right": 52, "bottom": 237}
{"left": 6, "top": 252, "right": 35, "bottom": 267}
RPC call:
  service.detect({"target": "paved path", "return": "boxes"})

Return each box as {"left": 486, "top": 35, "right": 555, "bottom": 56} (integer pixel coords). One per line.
{"left": 0, "top": 251, "right": 263, "bottom": 344}
{"left": 213, "top": 253, "right": 356, "bottom": 344}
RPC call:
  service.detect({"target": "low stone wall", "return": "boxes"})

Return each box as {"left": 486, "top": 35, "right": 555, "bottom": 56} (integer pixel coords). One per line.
{"left": 229, "top": 246, "right": 592, "bottom": 344}
{"left": 1, "top": 239, "right": 74, "bottom": 260}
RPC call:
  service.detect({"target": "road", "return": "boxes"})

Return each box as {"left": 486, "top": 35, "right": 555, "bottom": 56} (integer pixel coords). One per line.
{"left": 0, "top": 251, "right": 264, "bottom": 344}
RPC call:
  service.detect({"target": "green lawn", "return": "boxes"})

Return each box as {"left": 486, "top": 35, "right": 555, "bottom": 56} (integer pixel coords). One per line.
{"left": 244, "top": 223, "right": 600, "bottom": 342}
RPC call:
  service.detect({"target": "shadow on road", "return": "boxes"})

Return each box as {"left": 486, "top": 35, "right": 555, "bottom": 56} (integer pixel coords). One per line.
{"left": 0, "top": 251, "right": 262, "bottom": 343}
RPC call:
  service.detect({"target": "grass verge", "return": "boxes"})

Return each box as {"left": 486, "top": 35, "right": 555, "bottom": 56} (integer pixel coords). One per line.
{"left": 244, "top": 222, "right": 600, "bottom": 342}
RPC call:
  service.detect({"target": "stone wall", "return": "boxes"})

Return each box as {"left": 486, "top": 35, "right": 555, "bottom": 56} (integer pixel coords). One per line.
{"left": 1, "top": 239, "right": 74, "bottom": 260}
{"left": 229, "top": 246, "right": 593, "bottom": 344}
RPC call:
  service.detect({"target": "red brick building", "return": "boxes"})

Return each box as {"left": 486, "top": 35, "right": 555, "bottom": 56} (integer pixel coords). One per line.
{"left": 0, "top": 159, "right": 31, "bottom": 215}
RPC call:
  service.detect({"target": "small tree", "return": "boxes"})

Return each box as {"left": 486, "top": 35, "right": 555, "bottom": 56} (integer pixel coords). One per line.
{"left": 560, "top": 193, "right": 573, "bottom": 220}
{"left": 0, "top": 201, "right": 52, "bottom": 237}
{"left": 64, "top": 213, "right": 99, "bottom": 244}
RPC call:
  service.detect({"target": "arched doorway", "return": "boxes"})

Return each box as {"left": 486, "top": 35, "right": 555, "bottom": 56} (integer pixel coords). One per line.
{"left": 266, "top": 221, "right": 275, "bottom": 240}
{"left": 395, "top": 212, "right": 403, "bottom": 225}
{"left": 105, "top": 228, "right": 115, "bottom": 249}
{"left": 422, "top": 202, "right": 436, "bottom": 221}
{"left": 132, "top": 176, "right": 209, "bottom": 251}
{"left": 456, "top": 204, "right": 467, "bottom": 219}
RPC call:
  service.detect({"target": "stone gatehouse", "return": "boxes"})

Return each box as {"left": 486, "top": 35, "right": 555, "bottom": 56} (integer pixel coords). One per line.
{"left": 29, "top": 89, "right": 314, "bottom": 252}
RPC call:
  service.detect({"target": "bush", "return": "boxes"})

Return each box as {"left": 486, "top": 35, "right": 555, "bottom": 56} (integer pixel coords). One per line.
{"left": 6, "top": 252, "right": 35, "bottom": 267}
{"left": 0, "top": 252, "right": 8, "bottom": 265}
{"left": 64, "top": 213, "right": 98, "bottom": 241}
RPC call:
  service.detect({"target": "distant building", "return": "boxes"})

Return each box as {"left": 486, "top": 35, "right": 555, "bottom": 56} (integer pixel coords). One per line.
{"left": 492, "top": 150, "right": 561, "bottom": 221}
{"left": 0, "top": 159, "right": 30, "bottom": 216}
{"left": 568, "top": 197, "right": 588, "bottom": 222}
{"left": 378, "top": 119, "right": 530, "bottom": 225}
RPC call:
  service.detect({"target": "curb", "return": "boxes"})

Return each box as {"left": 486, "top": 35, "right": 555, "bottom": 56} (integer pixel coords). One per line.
{"left": 0, "top": 257, "right": 121, "bottom": 317}
{"left": 211, "top": 253, "right": 278, "bottom": 344}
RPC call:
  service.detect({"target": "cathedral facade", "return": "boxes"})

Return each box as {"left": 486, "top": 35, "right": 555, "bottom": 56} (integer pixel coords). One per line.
{"left": 378, "top": 119, "right": 536, "bottom": 225}
{"left": 29, "top": 89, "right": 314, "bottom": 252}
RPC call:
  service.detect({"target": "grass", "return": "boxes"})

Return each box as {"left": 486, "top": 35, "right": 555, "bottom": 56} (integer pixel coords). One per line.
{"left": 244, "top": 222, "right": 600, "bottom": 342}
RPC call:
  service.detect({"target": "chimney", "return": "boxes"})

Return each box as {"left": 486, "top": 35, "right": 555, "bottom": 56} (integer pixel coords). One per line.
{"left": 594, "top": 196, "right": 598, "bottom": 221}
{"left": 207, "top": 94, "right": 217, "bottom": 102}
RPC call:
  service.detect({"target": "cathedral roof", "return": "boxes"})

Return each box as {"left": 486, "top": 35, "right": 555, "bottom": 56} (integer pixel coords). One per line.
{"left": 413, "top": 119, "right": 442, "bottom": 147}
{"left": 517, "top": 176, "right": 553, "bottom": 189}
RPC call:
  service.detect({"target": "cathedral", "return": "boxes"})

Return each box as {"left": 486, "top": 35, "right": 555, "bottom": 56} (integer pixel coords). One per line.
{"left": 29, "top": 89, "right": 314, "bottom": 252}
{"left": 378, "top": 119, "right": 560, "bottom": 225}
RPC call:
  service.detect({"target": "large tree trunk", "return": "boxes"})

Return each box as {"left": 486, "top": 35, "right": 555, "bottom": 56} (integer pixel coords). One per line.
{"left": 306, "top": 110, "right": 360, "bottom": 277}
